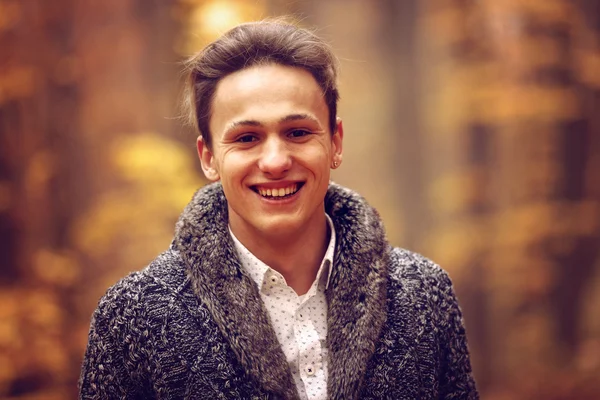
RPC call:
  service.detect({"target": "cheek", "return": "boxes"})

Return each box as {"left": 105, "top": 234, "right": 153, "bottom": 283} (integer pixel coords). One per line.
{"left": 305, "top": 146, "right": 333, "bottom": 171}
{"left": 218, "top": 153, "right": 258, "bottom": 190}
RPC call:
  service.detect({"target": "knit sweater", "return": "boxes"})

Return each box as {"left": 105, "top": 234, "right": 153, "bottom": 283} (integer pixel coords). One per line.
{"left": 79, "top": 183, "right": 478, "bottom": 399}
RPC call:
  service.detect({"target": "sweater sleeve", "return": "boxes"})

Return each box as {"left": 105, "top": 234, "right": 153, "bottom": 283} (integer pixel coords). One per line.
{"left": 435, "top": 269, "right": 479, "bottom": 400}
{"left": 79, "top": 279, "right": 147, "bottom": 400}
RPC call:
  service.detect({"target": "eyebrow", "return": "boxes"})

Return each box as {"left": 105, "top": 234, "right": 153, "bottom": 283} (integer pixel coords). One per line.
{"left": 279, "top": 113, "right": 320, "bottom": 125}
{"left": 224, "top": 113, "right": 321, "bottom": 134}
{"left": 225, "top": 119, "right": 262, "bottom": 133}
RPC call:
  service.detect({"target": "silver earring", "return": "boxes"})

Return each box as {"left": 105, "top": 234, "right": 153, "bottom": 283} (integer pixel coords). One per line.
{"left": 333, "top": 161, "right": 339, "bottom": 168}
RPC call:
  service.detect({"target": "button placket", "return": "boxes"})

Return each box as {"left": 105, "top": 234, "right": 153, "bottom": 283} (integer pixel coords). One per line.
{"left": 297, "top": 309, "right": 322, "bottom": 386}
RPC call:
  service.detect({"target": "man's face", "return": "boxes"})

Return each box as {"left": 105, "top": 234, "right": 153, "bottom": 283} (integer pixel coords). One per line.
{"left": 197, "top": 63, "right": 343, "bottom": 241}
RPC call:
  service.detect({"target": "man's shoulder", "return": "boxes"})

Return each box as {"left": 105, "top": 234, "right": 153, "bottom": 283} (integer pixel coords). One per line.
{"left": 387, "top": 247, "right": 454, "bottom": 298}
{"left": 389, "top": 247, "right": 449, "bottom": 278}
{"left": 94, "top": 249, "right": 188, "bottom": 317}
{"left": 384, "top": 247, "right": 461, "bottom": 333}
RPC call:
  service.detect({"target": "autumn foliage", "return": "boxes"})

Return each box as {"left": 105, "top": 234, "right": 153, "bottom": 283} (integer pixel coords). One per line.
{"left": 0, "top": 0, "right": 599, "bottom": 399}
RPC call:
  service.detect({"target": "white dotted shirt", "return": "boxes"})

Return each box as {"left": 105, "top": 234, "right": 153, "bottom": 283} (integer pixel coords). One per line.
{"left": 229, "top": 216, "right": 335, "bottom": 400}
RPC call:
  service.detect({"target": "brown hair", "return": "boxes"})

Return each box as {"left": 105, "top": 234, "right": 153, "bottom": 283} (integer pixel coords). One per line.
{"left": 183, "top": 20, "right": 340, "bottom": 149}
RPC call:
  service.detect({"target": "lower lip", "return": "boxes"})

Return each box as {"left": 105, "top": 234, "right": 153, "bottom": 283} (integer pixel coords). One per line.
{"left": 254, "top": 186, "right": 302, "bottom": 205}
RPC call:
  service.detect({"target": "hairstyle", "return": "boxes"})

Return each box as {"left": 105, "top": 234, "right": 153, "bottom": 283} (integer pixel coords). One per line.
{"left": 183, "top": 20, "right": 340, "bottom": 149}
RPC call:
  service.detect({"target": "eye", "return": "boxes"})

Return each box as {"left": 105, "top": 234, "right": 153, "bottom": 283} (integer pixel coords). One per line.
{"left": 288, "top": 129, "right": 310, "bottom": 138}
{"left": 236, "top": 134, "right": 258, "bottom": 143}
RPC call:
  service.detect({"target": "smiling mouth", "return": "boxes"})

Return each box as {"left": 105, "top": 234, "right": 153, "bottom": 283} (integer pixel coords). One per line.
{"left": 251, "top": 183, "right": 304, "bottom": 199}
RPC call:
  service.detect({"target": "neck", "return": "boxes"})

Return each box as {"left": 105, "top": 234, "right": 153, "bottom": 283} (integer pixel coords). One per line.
{"left": 230, "top": 214, "right": 330, "bottom": 295}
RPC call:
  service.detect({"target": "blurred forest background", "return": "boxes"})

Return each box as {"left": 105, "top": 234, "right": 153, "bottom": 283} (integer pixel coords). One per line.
{"left": 1, "top": 0, "right": 599, "bottom": 399}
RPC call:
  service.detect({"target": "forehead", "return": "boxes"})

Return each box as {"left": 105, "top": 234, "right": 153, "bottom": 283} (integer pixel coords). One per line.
{"left": 209, "top": 64, "right": 328, "bottom": 132}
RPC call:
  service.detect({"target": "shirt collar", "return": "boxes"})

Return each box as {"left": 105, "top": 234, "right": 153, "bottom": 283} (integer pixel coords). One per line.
{"left": 321, "top": 214, "right": 335, "bottom": 289}
{"left": 229, "top": 214, "right": 336, "bottom": 291}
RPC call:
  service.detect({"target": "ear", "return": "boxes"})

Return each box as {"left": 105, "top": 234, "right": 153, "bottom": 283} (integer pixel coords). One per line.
{"left": 331, "top": 117, "right": 344, "bottom": 168}
{"left": 197, "top": 136, "right": 220, "bottom": 181}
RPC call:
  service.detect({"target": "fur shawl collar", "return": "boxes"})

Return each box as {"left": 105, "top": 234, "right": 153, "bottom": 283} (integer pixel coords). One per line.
{"left": 173, "top": 182, "right": 390, "bottom": 400}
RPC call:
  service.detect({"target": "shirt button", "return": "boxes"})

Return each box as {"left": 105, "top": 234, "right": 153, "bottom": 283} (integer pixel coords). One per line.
{"left": 305, "top": 364, "right": 316, "bottom": 376}
{"left": 270, "top": 276, "right": 278, "bottom": 284}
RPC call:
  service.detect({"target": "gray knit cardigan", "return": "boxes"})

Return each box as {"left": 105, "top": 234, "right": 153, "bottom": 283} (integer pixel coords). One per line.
{"left": 80, "top": 182, "right": 478, "bottom": 399}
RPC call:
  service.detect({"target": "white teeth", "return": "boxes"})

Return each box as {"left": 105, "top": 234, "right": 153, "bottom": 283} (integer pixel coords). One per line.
{"left": 256, "top": 184, "right": 299, "bottom": 198}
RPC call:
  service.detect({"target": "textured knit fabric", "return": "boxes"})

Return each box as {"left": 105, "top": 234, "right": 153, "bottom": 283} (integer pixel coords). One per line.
{"left": 230, "top": 215, "right": 335, "bottom": 400}
{"left": 79, "top": 182, "right": 479, "bottom": 400}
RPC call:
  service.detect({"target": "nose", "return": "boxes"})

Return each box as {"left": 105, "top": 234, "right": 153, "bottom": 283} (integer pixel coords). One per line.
{"left": 257, "top": 136, "right": 292, "bottom": 177}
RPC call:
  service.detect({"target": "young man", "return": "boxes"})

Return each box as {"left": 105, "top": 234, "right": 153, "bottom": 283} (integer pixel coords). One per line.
{"left": 80, "top": 21, "right": 478, "bottom": 399}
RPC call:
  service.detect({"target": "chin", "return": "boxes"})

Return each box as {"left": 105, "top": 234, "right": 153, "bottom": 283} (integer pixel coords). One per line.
{"left": 254, "top": 216, "right": 303, "bottom": 238}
